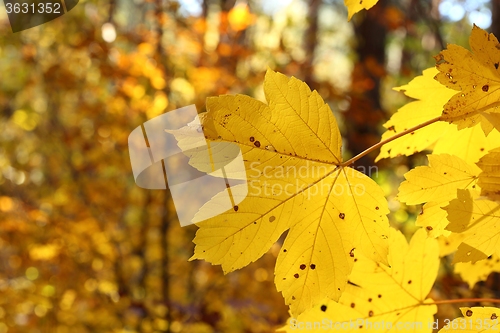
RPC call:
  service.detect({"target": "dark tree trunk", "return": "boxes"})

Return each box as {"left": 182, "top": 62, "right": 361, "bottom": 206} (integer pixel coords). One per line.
{"left": 344, "top": 0, "right": 388, "bottom": 168}
{"left": 492, "top": 0, "right": 500, "bottom": 38}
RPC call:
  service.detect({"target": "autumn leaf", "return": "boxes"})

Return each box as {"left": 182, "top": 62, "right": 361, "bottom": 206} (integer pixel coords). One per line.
{"left": 398, "top": 154, "right": 480, "bottom": 205}
{"left": 454, "top": 254, "right": 500, "bottom": 287}
{"left": 345, "top": 0, "right": 379, "bottom": 21}
{"left": 398, "top": 154, "right": 480, "bottom": 237}
{"left": 184, "top": 69, "right": 391, "bottom": 316}
{"left": 435, "top": 25, "right": 500, "bottom": 134}
{"left": 376, "top": 68, "right": 455, "bottom": 162}
{"left": 445, "top": 189, "right": 500, "bottom": 263}
{"left": 438, "top": 307, "right": 500, "bottom": 332}
{"left": 433, "top": 126, "right": 500, "bottom": 164}
{"left": 477, "top": 147, "right": 500, "bottom": 202}
{"left": 279, "top": 228, "right": 439, "bottom": 333}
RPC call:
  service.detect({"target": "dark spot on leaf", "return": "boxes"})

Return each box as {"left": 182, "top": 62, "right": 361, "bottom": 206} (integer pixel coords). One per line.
{"left": 480, "top": 148, "right": 485, "bottom": 151}
{"left": 269, "top": 216, "right": 276, "bottom": 222}
{"left": 492, "top": 313, "right": 497, "bottom": 320}
{"left": 444, "top": 172, "right": 447, "bottom": 175}
{"left": 294, "top": 273, "right": 299, "bottom": 278}
{"left": 369, "top": 310, "right": 374, "bottom": 317}
{"left": 375, "top": 206, "right": 379, "bottom": 210}
{"left": 351, "top": 303, "right": 355, "bottom": 308}
{"left": 321, "top": 305, "right": 327, "bottom": 312}
{"left": 234, "top": 206, "right": 238, "bottom": 212}
{"left": 254, "top": 141, "right": 261, "bottom": 147}
{"left": 378, "top": 294, "right": 382, "bottom": 298}
{"left": 249, "top": 136, "right": 255, "bottom": 142}
{"left": 483, "top": 85, "right": 489, "bottom": 92}
{"left": 349, "top": 248, "right": 355, "bottom": 257}
{"left": 495, "top": 63, "right": 499, "bottom": 69}
{"left": 253, "top": 221, "right": 257, "bottom": 224}
{"left": 339, "top": 213, "right": 345, "bottom": 219}
{"left": 292, "top": 296, "right": 295, "bottom": 300}
{"left": 354, "top": 258, "right": 358, "bottom": 262}
{"left": 388, "top": 125, "right": 395, "bottom": 131}
{"left": 408, "top": 280, "right": 412, "bottom": 284}
{"left": 466, "top": 309, "right": 473, "bottom": 317}
{"left": 426, "top": 226, "right": 433, "bottom": 231}
{"left": 310, "top": 264, "right": 316, "bottom": 269}
{"left": 300, "top": 264, "right": 306, "bottom": 270}
{"left": 283, "top": 249, "right": 287, "bottom": 252}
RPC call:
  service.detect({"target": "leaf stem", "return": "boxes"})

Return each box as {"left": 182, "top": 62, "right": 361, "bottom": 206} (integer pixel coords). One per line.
{"left": 429, "top": 298, "right": 500, "bottom": 306}
{"left": 340, "top": 115, "right": 443, "bottom": 167}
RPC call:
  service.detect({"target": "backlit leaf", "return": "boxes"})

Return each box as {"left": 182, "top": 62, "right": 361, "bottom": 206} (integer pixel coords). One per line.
{"left": 444, "top": 189, "right": 500, "bottom": 263}
{"left": 435, "top": 25, "right": 500, "bottom": 134}
{"left": 187, "top": 69, "right": 391, "bottom": 316}
{"left": 438, "top": 307, "right": 500, "bottom": 333}
{"left": 376, "top": 68, "right": 454, "bottom": 162}
{"left": 476, "top": 147, "right": 500, "bottom": 202}
{"left": 279, "top": 228, "right": 439, "bottom": 333}
{"left": 398, "top": 154, "right": 480, "bottom": 205}
{"left": 345, "top": 0, "right": 379, "bottom": 21}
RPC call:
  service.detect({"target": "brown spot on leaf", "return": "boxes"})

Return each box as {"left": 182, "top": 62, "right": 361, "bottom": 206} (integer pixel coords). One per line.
{"left": 339, "top": 213, "right": 345, "bottom": 219}
{"left": 321, "top": 305, "right": 327, "bottom": 312}
{"left": 378, "top": 294, "right": 382, "bottom": 298}
{"left": 426, "top": 226, "right": 433, "bottom": 231}
{"left": 369, "top": 310, "right": 374, "bottom": 317}
{"left": 368, "top": 298, "right": 372, "bottom": 302}
{"left": 466, "top": 309, "right": 473, "bottom": 317}
{"left": 375, "top": 206, "right": 379, "bottom": 210}
{"left": 294, "top": 273, "right": 299, "bottom": 278}
{"left": 249, "top": 136, "right": 255, "bottom": 142}
{"left": 269, "top": 216, "right": 276, "bottom": 222}
{"left": 233, "top": 206, "right": 239, "bottom": 212}
{"left": 492, "top": 313, "right": 497, "bottom": 320}
{"left": 483, "top": 85, "right": 489, "bottom": 92}
{"left": 408, "top": 280, "right": 412, "bottom": 284}
{"left": 254, "top": 141, "right": 261, "bottom": 147}
{"left": 351, "top": 303, "right": 355, "bottom": 308}
{"left": 388, "top": 125, "right": 395, "bottom": 131}
{"left": 496, "top": 63, "right": 499, "bottom": 69}
{"left": 300, "top": 264, "right": 306, "bottom": 270}
{"left": 292, "top": 296, "right": 295, "bottom": 300}
{"left": 349, "top": 248, "right": 355, "bottom": 257}
{"left": 310, "top": 264, "right": 316, "bottom": 269}
{"left": 283, "top": 249, "right": 287, "bottom": 252}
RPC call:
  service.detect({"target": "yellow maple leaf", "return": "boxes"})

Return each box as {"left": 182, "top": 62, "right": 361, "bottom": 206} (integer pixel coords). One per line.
{"left": 435, "top": 25, "right": 500, "bottom": 134}
{"left": 477, "top": 147, "right": 500, "bottom": 202}
{"left": 445, "top": 189, "right": 500, "bottom": 263}
{"left": 398, "top": 154, "right": 480, "bottom": 205}
{"left": 433, "top": 126, "right": 500, "bottom": 164}
{"left": 454, "top": 254, "right": 500, "bottom": 287}
{"left": 345, "top": 0, "right": 379, "bottom": 21}
{"left": 417, "top": 201, "right": 452, "bottom": 238}
{"left": 376, "top": 68, "right": 455, "bottom": 162}
{"left": 438, "top": 307, "right": 500, "bottom": 332}
{"left": 184, "top": 69, "right": 391, "bottom": 316}
{"left": 398, "top": 154, "right": 480, "bottom": 238}
{"left": 279, "top": 228, "right": 439, "bottom": 333}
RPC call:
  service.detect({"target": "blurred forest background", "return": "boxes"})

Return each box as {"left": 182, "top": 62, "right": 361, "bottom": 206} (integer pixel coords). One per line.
{"left": 0, "top": 0, "right": 498, "bottom": 332}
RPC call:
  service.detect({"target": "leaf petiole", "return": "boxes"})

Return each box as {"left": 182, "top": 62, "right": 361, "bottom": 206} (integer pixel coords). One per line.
{"left": 340, "top": 115, "right": 443, "bottom": 167}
